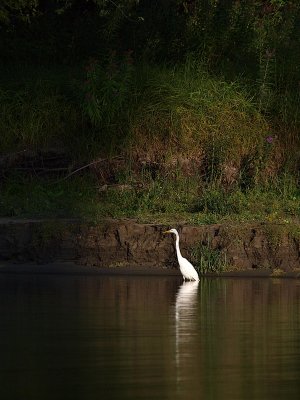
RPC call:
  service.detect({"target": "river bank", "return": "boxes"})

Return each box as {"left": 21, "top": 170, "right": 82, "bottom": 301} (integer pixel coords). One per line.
{"left": 0, "top": 218, "right": 300, "bottom": 277}
{"left": 1, "top": 262, "right": 300, "bottom": 278}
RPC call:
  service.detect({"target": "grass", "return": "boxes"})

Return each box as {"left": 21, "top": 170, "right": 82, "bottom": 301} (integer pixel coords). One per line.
{"left": 0, "top": 86, "right": 77, "bottom": 151}
{"left": 190, "top": 175, "right": 300, "bottom": 222}
{"left": 190, "top": 239, "right": 229, "bottom": 275}
{"left": 0, "top": 174, "right": 100, "bottom": 220}
{"left": 0, "top": 60, "right": 299, "bottom": 225}
{"left": 126, "top": 62, "right": 271, "bottom": 180}
{"left": 0, "top": 60, "right": 273, "bottom": 165}
{"left": 0, "top": 173, "right": 299, "bottom": 225}
{"left": 0, "top": 63, "right": 101, "bottom": 159}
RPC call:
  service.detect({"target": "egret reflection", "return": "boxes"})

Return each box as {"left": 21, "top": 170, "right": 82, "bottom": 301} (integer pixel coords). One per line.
{"left": 175, "top": 280, "right": 199, "bottom": 387}
{"left": 175, "top": 280, "right": 199, "bottom": 322}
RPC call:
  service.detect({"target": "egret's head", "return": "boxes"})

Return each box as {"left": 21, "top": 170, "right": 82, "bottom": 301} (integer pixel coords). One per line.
{"left": 163, "top": 228, "right": 178, "bottom": 235}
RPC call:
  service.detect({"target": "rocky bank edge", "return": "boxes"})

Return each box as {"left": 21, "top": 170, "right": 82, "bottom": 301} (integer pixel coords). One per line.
{"left": 0, "top": 218, "right": 300, "bottom": 276}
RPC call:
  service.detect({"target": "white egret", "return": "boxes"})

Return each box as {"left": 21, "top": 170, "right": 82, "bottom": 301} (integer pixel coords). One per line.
{"left": 164, "top": 228, "right": 199, "bottom": 281}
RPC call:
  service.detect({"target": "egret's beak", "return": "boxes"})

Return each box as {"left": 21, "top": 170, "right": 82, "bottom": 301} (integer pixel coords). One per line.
{"left": 163, "top": 230, "right": 171, "bottom": 234}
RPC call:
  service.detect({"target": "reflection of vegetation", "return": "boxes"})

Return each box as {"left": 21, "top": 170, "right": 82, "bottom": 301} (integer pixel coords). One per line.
{"left": 197, "top": 278, "right": 300, "bottom": 399}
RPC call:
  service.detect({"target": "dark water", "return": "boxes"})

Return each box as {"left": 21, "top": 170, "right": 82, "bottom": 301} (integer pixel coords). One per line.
{"left": 1, "top": 274, "right": 300, "bottom": 400}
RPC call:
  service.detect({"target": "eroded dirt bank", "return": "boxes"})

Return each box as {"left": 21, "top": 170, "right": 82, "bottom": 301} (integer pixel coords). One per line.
{"left": 0, "top": 218, "right": 300, "bottom": 275}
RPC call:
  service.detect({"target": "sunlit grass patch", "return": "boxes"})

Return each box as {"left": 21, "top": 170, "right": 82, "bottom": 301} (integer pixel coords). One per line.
{"left": 0, "top": 173, "right": 299, "bottom": 226}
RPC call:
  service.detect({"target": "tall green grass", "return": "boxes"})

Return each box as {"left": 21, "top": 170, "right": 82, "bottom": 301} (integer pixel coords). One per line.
{"left": 0, "top": 60, "right": 277, "bottom": 179}
{"left": 191, "top": 239, "right": 228, "bottom": 275}
{"left": 0, "top": 86, "right": 76, "bottom": 151}
{"left": 0, "top": 64, "right": 94, "bottom": 158}
{"left": 127, "top": 62, "right": 269, "bottom": 181}
{"left": 0, "top": 60, "right": 299, "bottom": 224}
{"left": 78, "top": 58, "right": 273, "bottom": 183}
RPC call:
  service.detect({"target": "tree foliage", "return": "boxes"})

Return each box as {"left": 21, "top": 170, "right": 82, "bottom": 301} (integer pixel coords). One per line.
{"left": 1, "top": 1, "right": 300, "bottom": 122}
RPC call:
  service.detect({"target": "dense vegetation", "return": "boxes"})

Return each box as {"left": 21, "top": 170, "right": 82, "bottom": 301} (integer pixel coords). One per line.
{"left": 0, "top": 0, "right": 299, "bottom": 223}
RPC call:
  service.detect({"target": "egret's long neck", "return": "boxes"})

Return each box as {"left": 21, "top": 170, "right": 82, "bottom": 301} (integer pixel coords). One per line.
{"left": 174, "top": 232, "right": 182, "bottom": 260}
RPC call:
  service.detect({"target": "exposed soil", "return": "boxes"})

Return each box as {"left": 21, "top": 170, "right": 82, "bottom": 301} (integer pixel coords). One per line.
{"left": 0, "top": 218, "right": 300, "bottom": 276}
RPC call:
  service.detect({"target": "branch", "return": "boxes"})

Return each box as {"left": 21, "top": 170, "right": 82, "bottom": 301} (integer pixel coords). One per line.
{"left": 51, "top": 156, "right": 123, "bottom": 184}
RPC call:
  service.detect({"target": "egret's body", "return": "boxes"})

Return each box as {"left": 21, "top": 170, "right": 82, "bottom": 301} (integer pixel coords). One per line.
{"left": 164, "top": 228, "right": 199, "bottom": 281}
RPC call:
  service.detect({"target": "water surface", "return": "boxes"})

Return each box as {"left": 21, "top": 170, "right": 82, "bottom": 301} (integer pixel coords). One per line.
{"left": 1, "top": 274, "right": 300, "bottom": 400}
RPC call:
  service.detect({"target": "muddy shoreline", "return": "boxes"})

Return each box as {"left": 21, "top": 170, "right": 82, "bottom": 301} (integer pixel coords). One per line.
{"left": 1, "top": 262, "right": 300, "bottom": 278}
{"left": 0, "top": 218, "right": 300, "bottom": 277}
